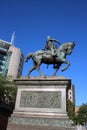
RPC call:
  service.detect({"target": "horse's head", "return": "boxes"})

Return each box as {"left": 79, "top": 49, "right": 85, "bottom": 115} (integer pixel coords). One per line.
{"left": 67, "top": 41, "right": 75, "bottom": 54}
{"left": 59, "top": 41, "right": 75, "bottom": 55}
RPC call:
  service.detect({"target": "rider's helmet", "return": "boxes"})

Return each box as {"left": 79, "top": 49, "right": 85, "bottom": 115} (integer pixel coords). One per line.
{"left": 47, "top": 36, "right": 51, "bottom": 41}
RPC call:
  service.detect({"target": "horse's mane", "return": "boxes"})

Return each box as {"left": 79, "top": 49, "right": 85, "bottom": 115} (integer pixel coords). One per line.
{"left": 59, "top": 42, "right": 69, "bottom": 50}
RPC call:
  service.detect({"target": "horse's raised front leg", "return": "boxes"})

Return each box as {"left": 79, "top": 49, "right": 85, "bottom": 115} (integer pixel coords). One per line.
{"left": 61, "top": 59, "right": 70, "bottom": 71}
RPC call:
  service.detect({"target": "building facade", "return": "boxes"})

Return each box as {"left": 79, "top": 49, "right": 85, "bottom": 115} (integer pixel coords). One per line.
{"left": 0, "top": 39, "right": 24, "bottom": 78}
{"left": 68, "top": 84, "right": 75, "bottom": 105}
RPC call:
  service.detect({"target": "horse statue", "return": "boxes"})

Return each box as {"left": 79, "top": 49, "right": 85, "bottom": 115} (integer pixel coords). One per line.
{"left": 25, "top": 41, "right": 75, "bottom": 76}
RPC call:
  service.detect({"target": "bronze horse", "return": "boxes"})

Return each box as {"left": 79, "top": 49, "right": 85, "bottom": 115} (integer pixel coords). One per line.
{"left": 25, "top": 42, "right": 75, "bottom": 76}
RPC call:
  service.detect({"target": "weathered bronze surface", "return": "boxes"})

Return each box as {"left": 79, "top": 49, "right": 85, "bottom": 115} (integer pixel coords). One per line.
{"left": 25, "top": 40, "right": 75, "bottom": 76}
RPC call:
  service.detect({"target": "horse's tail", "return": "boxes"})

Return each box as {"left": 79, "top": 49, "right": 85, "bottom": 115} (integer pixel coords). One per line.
{"left": 25, "top": 53, "right": 33, "bottom": 62}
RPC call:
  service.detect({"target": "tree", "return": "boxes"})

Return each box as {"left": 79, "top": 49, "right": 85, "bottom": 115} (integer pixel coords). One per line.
{"left": 0, "top": 75, "right": 17, "bottom": 110}
{"left": 67, "top": 101, "right": 87, "bottom": 125}
{"left": 66, "top": 99, "right": 76, "bottom": 123}
{"left": 76, "top": 103, "right": 87, "bottom": 125}
{"left": 67, "top": 99, "right": 75, "bottom": 118}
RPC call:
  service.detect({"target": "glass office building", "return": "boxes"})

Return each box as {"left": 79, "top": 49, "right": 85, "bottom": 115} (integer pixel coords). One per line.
{"left": 0, "top": 40, "right": 24, "bottom": 77}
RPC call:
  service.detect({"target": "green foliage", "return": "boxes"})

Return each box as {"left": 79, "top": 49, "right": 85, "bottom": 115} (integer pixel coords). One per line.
{"left": 76, "top": 103, "right": 87, "bottom": 125}
{"left": 67, "top": 100, "right": 87, "bottom": 125}
{"left": 66, "top": 99, "right": 75, "bottom": 121}
{"left": 0, "top": 75, "right": 17, "bottom": 110}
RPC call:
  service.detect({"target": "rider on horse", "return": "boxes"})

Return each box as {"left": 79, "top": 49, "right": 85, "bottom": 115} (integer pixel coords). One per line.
{"left": 33, "top": 36, "right": 61, "bottom": 61}
{"left": 43, "top": 36, "right": 61, "bottom": 57}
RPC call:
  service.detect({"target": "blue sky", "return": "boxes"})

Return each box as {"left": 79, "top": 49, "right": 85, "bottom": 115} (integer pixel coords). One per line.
{"left": 0, "top": 0, "right": 87, "bottom": 106}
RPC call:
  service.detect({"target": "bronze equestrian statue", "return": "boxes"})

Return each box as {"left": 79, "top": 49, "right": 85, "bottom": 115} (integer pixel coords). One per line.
{"left": 25, "top": 37, "right": 75, "bottom": 76}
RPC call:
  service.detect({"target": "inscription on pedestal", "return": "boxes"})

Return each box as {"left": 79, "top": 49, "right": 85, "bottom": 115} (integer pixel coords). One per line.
{"left": 20, "top": 91, "right": 61, "bottom": 108}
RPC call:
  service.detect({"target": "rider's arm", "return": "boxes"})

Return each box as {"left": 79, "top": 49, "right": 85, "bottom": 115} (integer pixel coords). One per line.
{"left": 52, "top": 39, "right": 61, "bottom": 45}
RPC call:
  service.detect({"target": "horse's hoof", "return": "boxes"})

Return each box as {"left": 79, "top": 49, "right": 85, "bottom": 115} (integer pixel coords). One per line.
{"left": 52, "top": 75, "right": 56, "bottom": 76}
{"left": 26, "top": 76, "right": 30, "bottom": 78}
{"left": 62, "top": 69, "right": 65, "bottom": 72}
{"left": 25, "top": 59, "right": 28, "bottom": 62}
{"left": 40, "top": 74, "right": 46, "bottom": 78}
{"left": 43, "top": 75, "right": 46, "bottom": 78}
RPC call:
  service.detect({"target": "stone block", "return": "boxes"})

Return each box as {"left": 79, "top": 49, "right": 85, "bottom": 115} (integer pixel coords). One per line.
{"left": 7, "top": 76, "right": 76, "bottom": 130}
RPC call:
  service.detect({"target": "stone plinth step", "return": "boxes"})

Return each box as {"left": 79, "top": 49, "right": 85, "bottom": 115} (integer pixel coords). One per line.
{"left": 7, "top": 124, "right": 76, "bottom": 130}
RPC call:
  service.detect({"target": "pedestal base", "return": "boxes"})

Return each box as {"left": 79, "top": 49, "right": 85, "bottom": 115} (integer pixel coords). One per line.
{"left": 7, "top": 76, "right": 76, "bottom": 130}
{"left": 7, "top": 116, "right": 76, "bottom": 130}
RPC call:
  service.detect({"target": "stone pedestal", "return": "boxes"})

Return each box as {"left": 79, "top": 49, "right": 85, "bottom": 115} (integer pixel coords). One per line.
{"left": 7, "top": 76, "right": 76, "bottom": 130}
